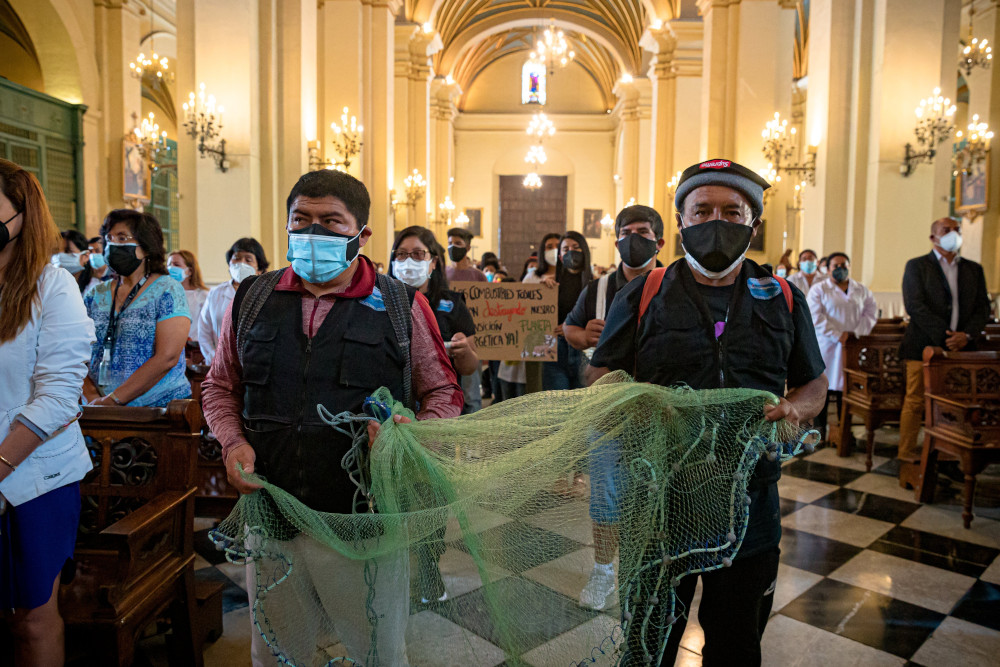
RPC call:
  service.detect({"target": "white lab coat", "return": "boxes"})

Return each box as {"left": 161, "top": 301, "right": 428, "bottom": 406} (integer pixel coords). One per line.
{"left": 807, "top": 277, "right": 878, "bottom": 391}
{"left": 197, "top": 281, "right": 237, "bottom": 364}
{"left": 184, "top": 288, "right": 209, "bottom": 340}
{"left": 787, "top": 270, "right": 819, "bottom": 296}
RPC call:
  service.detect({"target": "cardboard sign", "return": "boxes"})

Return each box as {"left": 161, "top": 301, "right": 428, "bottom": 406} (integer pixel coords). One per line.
{"left": 449, "top": 281, "right": 558, "bottom": 362}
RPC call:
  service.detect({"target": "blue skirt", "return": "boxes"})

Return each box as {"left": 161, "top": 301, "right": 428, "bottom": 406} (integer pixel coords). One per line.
{"left": 0, "top": 482, "right": 81, "bottom": 610}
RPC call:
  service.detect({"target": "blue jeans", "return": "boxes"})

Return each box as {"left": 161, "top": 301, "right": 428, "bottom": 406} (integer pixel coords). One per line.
{"left": 542, "top": 337, "right": 584, "bottom": 391}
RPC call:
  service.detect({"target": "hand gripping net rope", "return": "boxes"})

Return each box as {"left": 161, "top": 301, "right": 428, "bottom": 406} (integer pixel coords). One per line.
{"left": 210, "top": 371, "right": 817, "bottom": 666}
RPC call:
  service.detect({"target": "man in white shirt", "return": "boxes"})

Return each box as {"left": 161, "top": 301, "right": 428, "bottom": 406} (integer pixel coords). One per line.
{"left": 197, "top": 238, "right": 269, "bottom": 364}
{"left": 898, "top": 218, "right": 990, "bottom": 470}
{"left": 806, "top": 252, "right": 878, "bottom": 440}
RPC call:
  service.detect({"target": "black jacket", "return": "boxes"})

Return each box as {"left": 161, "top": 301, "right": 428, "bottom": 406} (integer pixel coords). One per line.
{"left": 900, "top": 251, "right": 990, "bottom": 360}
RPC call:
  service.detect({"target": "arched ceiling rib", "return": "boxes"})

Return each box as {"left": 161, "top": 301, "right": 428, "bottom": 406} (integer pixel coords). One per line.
{"left": 452, "top": 27, "right": 620, "bottom": 110}
{"left": 431, "top": 1, "right": 650, "bottom": 77}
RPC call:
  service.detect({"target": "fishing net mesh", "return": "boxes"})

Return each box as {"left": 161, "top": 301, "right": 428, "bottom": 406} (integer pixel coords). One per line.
{"left": 210, "top": 371, "right": 816, "bottom": 666}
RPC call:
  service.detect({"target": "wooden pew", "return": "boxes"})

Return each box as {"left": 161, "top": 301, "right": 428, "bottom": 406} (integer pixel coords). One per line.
{"left": 915, "top": 347, "right": 1000, "bottom": 528}
{"left": 871, "top": 317, "right": 906, "bottom": 335}
{"left": 837, "top": 331, "right": 907, "bottom": 470}
{"left": 185, "top": 362, "right": 239, "bottom": 519}
{"left": 62, "top": 400, "right": 203, "bottom": 666}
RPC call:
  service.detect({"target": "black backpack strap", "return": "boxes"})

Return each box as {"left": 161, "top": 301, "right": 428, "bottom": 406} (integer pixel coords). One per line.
{"left": 375, "top": 273, "right": 414, "bottom": 410}
{"left": 234, "top": 269, "right": 284, "bottom": 368}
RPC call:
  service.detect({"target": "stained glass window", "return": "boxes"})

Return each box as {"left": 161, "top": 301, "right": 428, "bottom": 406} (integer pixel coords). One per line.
{"left": 522, "top": 60, "right": 546, "bottom": 105}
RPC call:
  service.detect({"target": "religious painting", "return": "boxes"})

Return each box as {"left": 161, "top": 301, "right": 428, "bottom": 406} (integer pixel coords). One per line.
{"left": 122, "top": 137, "right": 151, "bottom": 201}
{"left": 956, "top": 157, "right": 989, "bottom": 214}
{"left": 465, "top": 208, "right": 482, "bottom": 237}
{"left": 583, "top": 208, "right": 603, "bottom": 239}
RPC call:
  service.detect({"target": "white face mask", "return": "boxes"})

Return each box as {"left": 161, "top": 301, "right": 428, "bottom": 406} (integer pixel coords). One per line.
{"left": 937, "top": 230, "right": 963, "bottom": 253}
{"left": 684, "top": 251, "right": 744, "bottom": 281}
{"left": 544, "top": 248, "right": 558, "bottom": 266}
{"left": 392, "top": 258, "right": 431, "bottom": 288}
{"left": 229, "top": 261, "right": 256, "bottom": 284}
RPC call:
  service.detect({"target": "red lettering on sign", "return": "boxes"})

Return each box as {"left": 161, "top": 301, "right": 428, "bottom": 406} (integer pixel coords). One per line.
{"left": 484, "top": 300, "right": 526, "bottom": 322}
{"left": 699, "top": 160, "right": 732, "bottom": 169}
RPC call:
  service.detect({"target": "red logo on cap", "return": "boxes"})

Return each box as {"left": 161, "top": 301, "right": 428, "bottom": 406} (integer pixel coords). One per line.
{"left": 699, "top": 160, "right": 731, "bottom": 169}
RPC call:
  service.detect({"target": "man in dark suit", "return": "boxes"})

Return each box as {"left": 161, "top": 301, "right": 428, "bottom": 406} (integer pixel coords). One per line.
{"left": 898, "top": 217, "right": 990, "bottom": 470}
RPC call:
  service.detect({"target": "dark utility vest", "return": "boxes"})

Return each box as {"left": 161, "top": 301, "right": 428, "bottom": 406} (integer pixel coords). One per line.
{"left": 238, "top": 273, "right": 415, "bottom": 512}
{"left": 636, "top": 258, "right": 795, "bottom": 488}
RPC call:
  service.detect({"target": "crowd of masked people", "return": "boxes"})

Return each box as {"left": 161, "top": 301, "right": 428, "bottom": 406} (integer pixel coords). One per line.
{"left": 1, "top": 151, "right": 994, "bottom": 665}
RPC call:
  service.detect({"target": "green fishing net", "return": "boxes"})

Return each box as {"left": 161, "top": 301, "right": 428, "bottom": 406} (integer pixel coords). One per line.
{"left": 210, "top": 371, "right": 817, "bottom": 666}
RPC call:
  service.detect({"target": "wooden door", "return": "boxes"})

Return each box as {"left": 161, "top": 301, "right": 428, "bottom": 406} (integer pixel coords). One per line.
{"left": 498, "top": 175, "right": 567, "bottom": 273}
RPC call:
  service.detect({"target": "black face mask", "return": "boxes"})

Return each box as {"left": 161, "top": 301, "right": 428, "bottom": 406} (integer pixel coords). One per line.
{"left": 0, "top": 212, "right": 20, "bottom": 253}
{"left": 617, "top": 234, "right": 658, "bottom": 269}
{"left": 832, "top": 266, "right": 849, "bottom": 283}
{"left": 105, "top": 243, "right": 144, "bottom": 276}
{"left": 448, "top": 244, "right": 468, "bottom": 263}
{"left": 680, "top": 219, "right": 754, "bottom": 274}
{"left": 562, "top": 250, "right": 585, "bottom": 272}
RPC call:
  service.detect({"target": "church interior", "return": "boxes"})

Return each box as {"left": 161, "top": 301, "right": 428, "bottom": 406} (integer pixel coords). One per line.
{"left": 2, "top": 0, "right": 1000, "bottom": 665}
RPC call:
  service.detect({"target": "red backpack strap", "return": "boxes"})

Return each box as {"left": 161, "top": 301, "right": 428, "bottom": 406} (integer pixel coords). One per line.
{"left": 774, "top": 275, "right": 794, "bottom": 313}
{"left": 638, "top": 267, "right": 667, "bottom": 327}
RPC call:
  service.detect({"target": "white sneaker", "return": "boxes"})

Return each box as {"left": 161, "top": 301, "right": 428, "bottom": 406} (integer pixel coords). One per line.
{"left": 579, "top": 566, "right": 616, "bottom": 610}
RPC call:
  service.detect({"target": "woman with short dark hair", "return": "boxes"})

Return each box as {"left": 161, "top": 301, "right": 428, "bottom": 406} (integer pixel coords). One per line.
{"left": 82, "top": 209, "right": 191, "bottom": 406}
{"left": 197, "top": 237, "right": 269, "bottom": 364}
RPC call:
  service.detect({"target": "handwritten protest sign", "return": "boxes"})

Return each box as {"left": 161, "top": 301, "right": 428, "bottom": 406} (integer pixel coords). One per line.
{"left": 449, "top": 281, "right": 558, "bottom": 361}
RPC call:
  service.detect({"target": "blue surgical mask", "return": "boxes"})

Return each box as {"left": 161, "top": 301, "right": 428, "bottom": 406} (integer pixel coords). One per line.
{"left": 775, "top": 267, "right": 787, "bottom": 278}
{"left": 799, "top": 259, "right": 817, "bottom": 274}
{"left": 88, "top": 252, "right": 106, "bottom": 270}
{"left": 168, "top": 266, "right": 188, "bottom": 283}
{"left": 286, "top": 225, "right": 365, "bottom": 284}
{"left": 52, "top": 252, "right": 85, "bottom": 274}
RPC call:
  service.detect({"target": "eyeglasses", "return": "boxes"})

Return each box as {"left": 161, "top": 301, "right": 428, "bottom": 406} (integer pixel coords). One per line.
{"left": 106, "top": 234, "right": 136, "bottom": 244}
{"left": 394, "top": 249, "right": 430, "bottom": 262}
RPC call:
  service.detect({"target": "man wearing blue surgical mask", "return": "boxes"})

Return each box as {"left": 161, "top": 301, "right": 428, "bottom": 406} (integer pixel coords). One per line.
{"left": 898, "top": 218, "right": 990, "bottom": 478}
{"left": 200, "top": 169, "right": 462, "bottom": 665}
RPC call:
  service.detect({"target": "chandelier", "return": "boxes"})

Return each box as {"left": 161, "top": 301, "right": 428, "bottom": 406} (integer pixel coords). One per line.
{"left": 455, "top": 210, "right": 470, "bottom": 227}
{"left": 309, "top": 106, "right": 364, "bottom": 172}
{"left": 758, "top": 165, "right": 780, "bottom": 205}
{"left": 438, "top": 195, "right": 456, "bottom": 225}
{"left": 130, "top": 112, "right": 168, "bottom": 170}
{"left": 953, "top": 114, "right": 994, "bottom": 176}
{"left": 525, "top": 144, "right": 548, "bottom": 166}
{"left": 900, "top": 87, "right": 956, "bottom": 176}
{"left": 526, "top": 112, "right": 556, "bottom": 139}
{"left": 600, "top": 213, "right": 614, "bottom": 233}
{"left": 959, "top": 6, "right": 992, "bottom": 76}
{"left": 129, "top": 3, "right": 173, "bottom": 84}
{"left": 760, "top": 112, "right": 816, "bottom": 188}
{"left": 182, "top": 83, "right": 228, "bottom": 172}
{"left": 530, "top": 21, "right": 575, "bottom": 74}
{"left": 665, "top": 170, "right": 683, "bottom": 203}
{"left": 523, "top": 172, "right": 543, "bottom": 190}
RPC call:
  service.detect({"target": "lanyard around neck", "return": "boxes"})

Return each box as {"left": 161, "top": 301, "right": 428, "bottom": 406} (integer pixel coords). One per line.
{"left": 104, "top": 274, "right": 150, "bottom": 349}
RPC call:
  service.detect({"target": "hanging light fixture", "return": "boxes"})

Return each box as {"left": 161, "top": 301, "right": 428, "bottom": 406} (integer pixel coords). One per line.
{"left": 960, "top": 6, "right": 992, "bottom": 76}
{"left": 129, "top": 3, "right": 173, "bottom": 84}
{"left": 529, "top": 20, "right": 575, "bottom": 74}
{"left": 523, "top": 172, "right": 543, "bottom": 190}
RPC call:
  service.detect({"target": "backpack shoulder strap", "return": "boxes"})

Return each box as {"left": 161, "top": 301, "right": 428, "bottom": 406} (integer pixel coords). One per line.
{"left": 375, "top": 273, "right": 414, "bottom": 410}
{"left": 235, "top": 269, "right": 284, "bottom": 368}
{"left": 774, "top": 275, "right": 794, "bottom": 314}
{"left": 637, "top": 267, "right": 667, "bottom": 328}
{"left": 595, "top": 273, "right": 611, "bottom": 321}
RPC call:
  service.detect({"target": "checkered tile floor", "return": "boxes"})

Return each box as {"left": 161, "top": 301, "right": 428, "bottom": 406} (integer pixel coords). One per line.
{"left": 140, "top": 425, "right": 1000, "bottom": 667}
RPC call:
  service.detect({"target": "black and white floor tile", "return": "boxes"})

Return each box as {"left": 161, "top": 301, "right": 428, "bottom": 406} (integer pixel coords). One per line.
{"left": 139, "top": 425, "right": 1000, "bottom": 666}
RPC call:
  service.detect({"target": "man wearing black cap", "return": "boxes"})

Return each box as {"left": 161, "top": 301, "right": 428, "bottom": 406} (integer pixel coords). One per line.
{"left": 587, "top": 159, "right": 827, "bottom": 665}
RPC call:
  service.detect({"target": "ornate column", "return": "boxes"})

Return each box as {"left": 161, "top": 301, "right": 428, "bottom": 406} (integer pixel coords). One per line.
{"left": 696, "top": 0, "right": 741, "bottom": 158}
{"left": 614, "top": 80, "right": 641, "bottom": 210}
{"left": 857, "top": 0, "right": 961, "bottom": 293}
{"left": 430, "top": 79, "right": 460, "bottom": 239}
{"left": 394, "top": 24, "right": 441, "bottom": 230}
{"left": 94, "top": 0, "right": 143, "bottom": 214}
{"left": 642, "top": 25, "right": 679, "bottom": 217}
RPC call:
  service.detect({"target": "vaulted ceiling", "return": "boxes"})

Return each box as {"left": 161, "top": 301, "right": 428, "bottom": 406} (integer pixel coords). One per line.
{"left": 408, "top": 1, "right": 685, "bottom": 102}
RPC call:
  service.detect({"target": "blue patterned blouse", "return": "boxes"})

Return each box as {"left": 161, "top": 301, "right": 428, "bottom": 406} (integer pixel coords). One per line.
{"left": 84, "top": 275, "right": 192, "bottom": 407}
